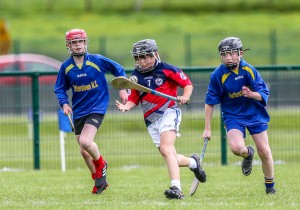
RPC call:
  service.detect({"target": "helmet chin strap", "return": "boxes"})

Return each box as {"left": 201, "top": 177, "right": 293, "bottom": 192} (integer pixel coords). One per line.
{"left": 71, "top": 52, "right": 86, "bottom": 56}
{"left": 224, "top": 54, "right": 241, "bottom": 70}
{"left": 136, "top": 60, "right": 158, "bottom": 73}
{"left": 226, "top": 63, "right": 238, "bottom": 70}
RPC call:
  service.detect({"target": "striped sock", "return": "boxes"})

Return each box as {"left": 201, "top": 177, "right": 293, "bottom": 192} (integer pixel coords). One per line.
{"left": 265, "top": 177, "right": 275, "bottom": 189}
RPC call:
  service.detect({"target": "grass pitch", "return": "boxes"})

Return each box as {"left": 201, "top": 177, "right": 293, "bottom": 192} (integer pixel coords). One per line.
{"left": 0, "top": 164, "right": 299, "bottom": 210}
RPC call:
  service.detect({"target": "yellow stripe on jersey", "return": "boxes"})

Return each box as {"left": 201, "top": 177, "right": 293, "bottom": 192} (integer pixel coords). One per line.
{"left": 65, "top": 64, "right": 74, "bottom": 75}
{"left": 221, "top": 72, "right": 231, "bottom": 85}
{"left": 232, "top": 68, "right": 239, "bottom": 74}
{"left": 242, "top": 66, "right": 255, "bottom": 80}
{"left": 86, "top": 61, "right": 101, "bottom": 72}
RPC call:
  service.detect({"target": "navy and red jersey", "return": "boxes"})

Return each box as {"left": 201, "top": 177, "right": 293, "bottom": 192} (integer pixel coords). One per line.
{"left": 205, "top": 59, "right": 270, "bottom": 126}
{"left": 54, "top": 53, "right": 126, "bottom": 120}
{"left": 128, "top": 61, "right": 192, "bottom": 127}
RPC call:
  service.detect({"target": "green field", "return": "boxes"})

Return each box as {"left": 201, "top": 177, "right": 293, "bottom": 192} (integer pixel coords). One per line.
{"left": 1, "top": 1, "right": 300, "bottom": 209}
{"left": 0, "top": 165, "right": 299, "bottom": 210}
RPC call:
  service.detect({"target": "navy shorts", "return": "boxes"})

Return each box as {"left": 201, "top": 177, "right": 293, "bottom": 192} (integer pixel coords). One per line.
{"left": 74, "top": 113, "right": 104, "bottom": 135}
{"left": 225, "top": 123, "right": 268, "bottom": 138}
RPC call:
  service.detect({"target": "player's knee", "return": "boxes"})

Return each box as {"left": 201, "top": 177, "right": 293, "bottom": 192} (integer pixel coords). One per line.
{"left": 159, "top": 146, "right": 171, "bottom": 158}
{"left": 230, "top": 145, "right": 245, "bottom": 157}
{"left": 79, "top": 138, "right": 93, "bottom": 150}
{"left": 258, "top": 147, "right": 272, "bottom": 160}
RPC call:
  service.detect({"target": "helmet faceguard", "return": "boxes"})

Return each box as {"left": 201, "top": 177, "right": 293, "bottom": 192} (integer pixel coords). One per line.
{"left": 218, "top": 37, "right": 243, "bottom": 70}
{"left": 65, "top": 29, "right": 88, "bottom": 56}
{"left": 131, "top": 39, "right": 161, "bottom": 73}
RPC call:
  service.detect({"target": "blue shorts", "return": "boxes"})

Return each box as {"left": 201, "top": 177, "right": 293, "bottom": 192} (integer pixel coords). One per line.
{"left": 225, "top": 123, "right": 268, "bottom": 138}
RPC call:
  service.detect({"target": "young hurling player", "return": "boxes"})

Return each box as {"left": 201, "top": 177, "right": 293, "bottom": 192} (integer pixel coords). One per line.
{"left": 115, "top": 39, "right": 206, "bottom": 199}
{"left": 54, "top": 29, "right": 128, "bottom": 194}
{"left": 202, "top": 37, "right": 276, "bottom": 194}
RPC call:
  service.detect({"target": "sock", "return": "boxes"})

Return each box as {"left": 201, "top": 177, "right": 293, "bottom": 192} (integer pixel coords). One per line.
{"left": 93, "top": 155, "right": 103, "bottom": 167}
{"left": 91, "top": 173, "right": 97, "bottom": 180}
{"left": 265, "top": 177, "right": 275, "bottom": 189}
{"left": 171, "top": 180, "right": 181, "bottom": 191}
{"left": 188, "top": 157, "right": 197, "bottom": 169}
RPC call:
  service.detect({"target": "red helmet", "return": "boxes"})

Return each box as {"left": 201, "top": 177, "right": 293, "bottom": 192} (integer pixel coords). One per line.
{"left": 65, "top": 29, "right": 88, "bottom": 56}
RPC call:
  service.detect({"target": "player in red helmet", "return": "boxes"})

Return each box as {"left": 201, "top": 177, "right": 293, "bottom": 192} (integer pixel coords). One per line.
{"left": 65, "top": 29, "right": 88, "bottom": 56}
{"left": 55, "top": 29, "right": 128, "bottom": 194}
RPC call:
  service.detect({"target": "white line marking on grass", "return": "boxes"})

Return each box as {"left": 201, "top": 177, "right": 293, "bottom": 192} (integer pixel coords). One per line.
{"left": 0, "top": 167, "right": 24, "bottom": 172}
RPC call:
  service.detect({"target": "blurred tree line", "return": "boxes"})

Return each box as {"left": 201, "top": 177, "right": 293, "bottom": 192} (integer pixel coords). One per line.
{"left": 2, "top": 0, "right": 300, "bottom": 14}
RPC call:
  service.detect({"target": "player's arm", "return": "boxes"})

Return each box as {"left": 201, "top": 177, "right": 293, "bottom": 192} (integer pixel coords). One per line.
{"left": 246, "top": 68, "right": 269, "bottom": 105}
{"left": 116, "top": 100, "right": 136, "bottom": 112}
{"left": 178, "top": 84, "right": 193, "bottom": 105}
{"left": 54, "top": 66, "right": 70, "bottom": 107}
{"left": 242, "top": 86, "right": 262, "bottom": 101}
{"left": 202, "top": 104, "right": 214, "bottom": 141}
{"left": 118, "top": 89, "right": 128, "bottom": 104}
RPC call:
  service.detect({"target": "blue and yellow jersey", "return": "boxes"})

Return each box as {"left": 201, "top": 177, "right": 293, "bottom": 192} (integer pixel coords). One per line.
{"left": 205, "top": 59, "right": 270, "bottom": 126}
{"left": 54, "top": 53, "right": 126, "bottom": 119}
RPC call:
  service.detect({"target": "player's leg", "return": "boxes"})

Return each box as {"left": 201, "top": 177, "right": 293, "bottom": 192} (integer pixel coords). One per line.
{"left": 159, "top": 131, "right": 179, "bottom": 181}
{"left": 148, "top": 108, "right": 184, "bottom": 199}
{"left": 251, "top": 130, "right": 276, "bottom": 194}
{"left": 76, "top": 114, "right": 108, "bottom": 194}
{"left": 160, "top": 130, "right": 184, "bottom": 199}
{"left": 227, "top": 129, "right": 248, "bottom": 156}
{"left": 227, "top": 126, "right": 254, "bottom": 176}
{"left": 176, "top": 153, "right": 206, "bottom": 183}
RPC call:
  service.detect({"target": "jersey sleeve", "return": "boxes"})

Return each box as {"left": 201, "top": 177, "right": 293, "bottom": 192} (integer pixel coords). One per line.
{"left": 205, "top": 72, "right": 223, "bottom": 105}
{"left": 97, "top": 54, "right": 126, "bottom": 77}
{"left": 165, "top": 67, "right": 193, "bottom": 87}
{"left": 128, "top": 89, "right": 141, "bottom": 105}
{"left": 54, "top": 64, "right": 70, "bottom": 107}
{"left": 249, "top": 69, "right": 269, "bottom": 106}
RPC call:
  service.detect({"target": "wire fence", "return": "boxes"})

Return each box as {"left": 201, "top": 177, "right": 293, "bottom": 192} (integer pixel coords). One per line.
{"left": 0, "top": 66, "right": 299, "bottom": 171}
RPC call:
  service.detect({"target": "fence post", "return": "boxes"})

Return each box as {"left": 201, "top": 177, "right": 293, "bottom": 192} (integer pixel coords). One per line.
{"left": 270, "top": 29, "right": 278, "bottom": 107}
{"left": 270, "top": 29, "right": 277, "bottom": 65}
{"left": 184, "top": 33, "right": 192, "bottom": 66}
{"left": 32, "top": 73, "right": 40, "bottom": 170}
{"left": 99, "top": 36, "right": 107, "bottom": 56}
{"left": 220, "top": 108, "right": 227, "bottom": 165}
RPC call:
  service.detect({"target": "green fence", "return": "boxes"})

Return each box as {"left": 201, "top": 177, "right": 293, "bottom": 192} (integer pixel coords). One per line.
{"left": 0, "top": 66, "right": 299, "bottom": 171}
{"left": 11, "top": 29, "right": 300, "bottom": 68}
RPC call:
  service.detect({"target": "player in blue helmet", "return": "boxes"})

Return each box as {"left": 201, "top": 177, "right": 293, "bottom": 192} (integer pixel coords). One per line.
{"left": 116, "top": 39, "right": 206, "bottom": 199}
{"left": 54, "top": 29, "right": 128, "bottom": 194}
{"left": 202, "top": 37, "right": 276, "bottom": 194}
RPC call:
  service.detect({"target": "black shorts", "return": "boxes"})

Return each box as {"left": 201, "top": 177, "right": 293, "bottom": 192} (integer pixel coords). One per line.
{"left": 74, "top": 113, "right": 104, "bottom": 135}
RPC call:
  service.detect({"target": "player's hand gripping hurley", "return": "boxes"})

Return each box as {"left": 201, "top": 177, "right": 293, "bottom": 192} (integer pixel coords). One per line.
{"left": 189, "top": 137, "right": 209, "bottom": 196}
{"left": 111, "top": 76, "right": 190, "bottom": 104}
